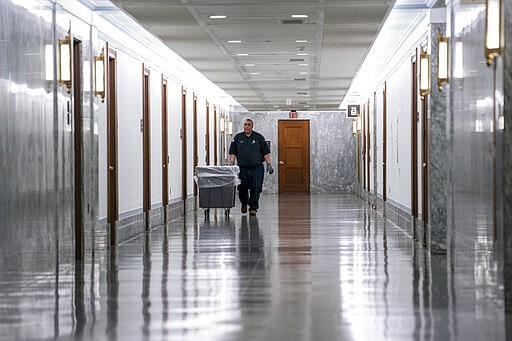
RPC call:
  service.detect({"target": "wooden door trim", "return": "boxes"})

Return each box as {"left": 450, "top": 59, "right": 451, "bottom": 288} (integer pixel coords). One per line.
{"left": 205, "top": 101, "right": 210, "bottom": 165}
{"left": 193, "top": 93, "right": 198, "bottom": 196}
{"left": 181, "top": 87, "right": 187, "bottom": 201}
{"left": 411, "top": 52, "right": 419, "bottom": 218}
{"left": 106, "top": 43, "right": 118, "bottom": 245}
{"left": 73, "top": 38, "right": 83, "bottom": 260}
{"left": 366, "top": 98, "right": 370, "bottom": 192}
{"left": 213, "top": 105, "right": 218, "bottom": 165}
{"left": 421, "top": 96, "right": 428, "bottom": 224}
{"left": 142, "top": 65, "right": 151, "bottom": 225}
{"left": 382, "top": 82, "right": 387, "bottom": 202}
{"left": 161, "top": 76, "right": 169, "bottom": 220}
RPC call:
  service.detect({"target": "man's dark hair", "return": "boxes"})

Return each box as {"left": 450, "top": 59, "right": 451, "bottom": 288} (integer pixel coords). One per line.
{"left": 245, "top": 118, "right": 254, "bottom": 125}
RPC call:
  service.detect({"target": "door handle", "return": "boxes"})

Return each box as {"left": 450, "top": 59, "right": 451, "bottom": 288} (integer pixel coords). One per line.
{"left": 109, "top": 166, "right": 114, "bottom": 170}
{"left": 279, "top": 161, "right": 285, "bottom": 165}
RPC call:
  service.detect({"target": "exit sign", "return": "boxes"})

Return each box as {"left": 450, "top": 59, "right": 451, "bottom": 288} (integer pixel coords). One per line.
{"left": 289, "top": 111, "right": 298, "bottom": 118}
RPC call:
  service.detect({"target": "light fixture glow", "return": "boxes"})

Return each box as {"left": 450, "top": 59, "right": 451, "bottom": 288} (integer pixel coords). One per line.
{"left": 485, "top": 0, "right": 502, "bottom": 65}
{"left": 245, "top": 63, "right": 255, "bottom": 67}
{"left": 237, "top": 53, "right": 248, "bottom": 56}
{"left": 227, "top": 120, "right": 233, "bottom": 135}
{"left": 58, "top": 32, "right": 71, "bottom": 92}
{"left": 219, "top": 115, "right": 225, "bottom": 133}
{"left": 419, "top": 50, "right": 430, "bottom": 99}
{"left": 45, "top": 44, "right": 53, "bottom": 81}
{"left": 94, "top": 48, "right": 105, "bottom": 102}
{"left": 291, "top": 14, "right": 308, "bottom": 18}
{"left": 228, "top": 40, "right": 242, "bottom": 43}
{"left": 297, "top": 53, "right": 308, "bottom": 56}
{"left": 210, "top": 15, "right": 227, "bottom": 19}
{"left": 352, "top": 119, "right": 357, "bottom": 135}
{"left": 250, "top": 72, "right": 260, "bottom": 75}
{"left": 299, "top": 63, "right": 308, "bottom": 66}
{"left": 437, "top": 30, "right": 449, "bottom": 91}
{"left": 454, "top": 41, "right": 464, "bottom": 79}
{"left": 295, "top": 40, "right": 309, "bottom": 43}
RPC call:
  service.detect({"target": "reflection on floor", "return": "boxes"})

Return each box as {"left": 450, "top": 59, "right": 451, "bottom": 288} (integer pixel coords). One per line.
{"left": 0, "top": 193, "right": 507, "bottom": 340}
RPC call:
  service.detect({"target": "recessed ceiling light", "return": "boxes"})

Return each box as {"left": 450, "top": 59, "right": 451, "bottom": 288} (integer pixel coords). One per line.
{"left": 210, "top": 15, "right": 227, "bottom": 19}
{"left": 228, "top": 40, "right": 242, "bottom": 43}
{"left": 291, "top": 14, "right": 308, "bottom": 18}
{"left": 299, "top": 72, "right": 308, "bottom": 75}
{"left": 245, "top": 64, "right": 255, "bottom": 67}
{"left": 304, "top": 105, "right": 310, "bottom": 108}
{"left": 297, "top": 53, "right": 308, "bottom": 56}
{"left": 237, "top": 53, "right": 249, "bottom": 56}
{"left": 295, "top": 40, "right": 309, "bottom": 43}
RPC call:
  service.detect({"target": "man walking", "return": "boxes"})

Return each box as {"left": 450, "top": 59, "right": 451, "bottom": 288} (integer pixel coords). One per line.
{"left": 229, "top": 119, "right": 274, "bottom": 216}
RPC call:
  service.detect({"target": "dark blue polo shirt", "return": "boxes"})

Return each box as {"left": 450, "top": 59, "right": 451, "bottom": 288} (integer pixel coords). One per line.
{"left": 229, "top": 131, "right": 270, "bottom": 167}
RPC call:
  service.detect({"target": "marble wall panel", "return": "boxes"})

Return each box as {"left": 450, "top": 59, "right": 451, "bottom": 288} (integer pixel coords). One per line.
{"left": 232, "top": 111, "right": 356, "bottom": 193}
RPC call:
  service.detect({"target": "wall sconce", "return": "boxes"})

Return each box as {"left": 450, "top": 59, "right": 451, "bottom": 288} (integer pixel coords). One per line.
{"left": 356, "top": 115, "right": 362, "bottom": 132}
{"left": 352, "top": 118, "right": 357, "bottom": 136}
{"left": 419, "top": 50, "right": 430, "bottom": 99}
{"left": 227, "top": 118, "right": 233, "bottom": 135}
{"left": 437, "top": 30, "right": 449, "bottom": 91}
{"left": 58, "top": 32, "right": 71, "bottom": 93}
{"left": 94, "top": 48, "right": 105, "bottom": 102}
{"left": 485, "top": 0, "right": 502, "bottom": 66}
{"left": 219, "top": 114, "right": 225, "bottom": 134}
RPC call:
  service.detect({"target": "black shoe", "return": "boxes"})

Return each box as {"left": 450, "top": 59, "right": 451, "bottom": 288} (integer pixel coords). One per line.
{"left": 241, "top": 204, "right": 247, "bottom": 214}
{"left": 249, "top": 209, "right": 257, "bottom": 216}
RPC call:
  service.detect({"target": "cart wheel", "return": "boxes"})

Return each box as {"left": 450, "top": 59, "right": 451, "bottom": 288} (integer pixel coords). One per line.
{"left": 204, "top": 209, "right": 210, "bottom": 219}
{"left": 225, "top": 209, "right": 230, "bottom": 217}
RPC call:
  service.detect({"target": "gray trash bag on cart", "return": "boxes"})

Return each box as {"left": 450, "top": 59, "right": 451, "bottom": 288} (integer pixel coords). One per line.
{"left": 194, "top": 166, "right": 240, "bottom": 210}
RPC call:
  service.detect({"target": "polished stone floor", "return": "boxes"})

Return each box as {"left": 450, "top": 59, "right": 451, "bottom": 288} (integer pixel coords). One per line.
{"left": 0, "top": 193, "right": 508, "bottom": 340}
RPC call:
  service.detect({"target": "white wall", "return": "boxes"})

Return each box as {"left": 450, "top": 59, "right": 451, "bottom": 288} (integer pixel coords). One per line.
{"left": 386, "top": 61, "right": 412, "bottom": 209}
{"left": 168, "top": 80, "right": 183, "bottom": 202}
{"left": 375, "top": 86, "right": 384, "bottom": 198}
{"left": 150, "top": 71, "right": 163, "bottom": 207}
{"left": 117, "top": 54, "right": 143, "bottom": 215}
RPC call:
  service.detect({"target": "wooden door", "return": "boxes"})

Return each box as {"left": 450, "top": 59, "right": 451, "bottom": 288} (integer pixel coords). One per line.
{"left": 107, "top": 44, "right": 118, "bottom": 246}
{"left": 73, "top": 38, "right": 83, "bottom": 260}
{"left": 142, "top": 66, "right": 151, "bottom": 230}
{"left": 213, "top": 105, "right": 218, "bottom": 166}
{"left": 278, "top": 120, "right": 310, "bottom": 193}
{"left": 421, "top": 95, "right": 429, "bottom": 224}
{"left": 161, "top": 77, "right": 169, "bottom": 221}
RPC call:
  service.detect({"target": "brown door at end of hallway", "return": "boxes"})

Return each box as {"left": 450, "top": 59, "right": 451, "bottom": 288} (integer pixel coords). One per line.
{"left": 107, "top": 44, "right": 118, "bottom": 246}
{"left": 278, "top": 120, "right": 310, "bottom": 193}
{"left": 73, "top": 38, "right": 83, "bottom": 260}
{"left": 142, "top": 66, "right": 151, "bottom": 229}
{"left": 161, "top": 77, "right": 169, "bottom": 220}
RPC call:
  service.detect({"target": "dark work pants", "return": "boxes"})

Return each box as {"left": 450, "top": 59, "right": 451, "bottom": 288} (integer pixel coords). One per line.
{"left": 238, "top": 164, "right": 264, "bottom": 211}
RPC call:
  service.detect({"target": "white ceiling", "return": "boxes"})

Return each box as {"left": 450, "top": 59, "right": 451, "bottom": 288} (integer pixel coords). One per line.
{"left": 84, "top": 0, "right": 436, "bottom": 111}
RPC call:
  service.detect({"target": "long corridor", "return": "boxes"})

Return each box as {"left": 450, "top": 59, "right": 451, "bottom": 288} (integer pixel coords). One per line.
{"left": 0, "top": 194, "right": 506, "bottom": 340}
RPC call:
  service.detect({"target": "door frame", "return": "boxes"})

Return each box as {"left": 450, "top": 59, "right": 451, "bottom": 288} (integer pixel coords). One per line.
{"left": 205, "top": 101, "right": 210, "bottom": 165}
{"left": 382, "top": 82, "right": 387, "bottom": 202}
{"left": 193, "top": 93, "right": 198, "bottom": 197}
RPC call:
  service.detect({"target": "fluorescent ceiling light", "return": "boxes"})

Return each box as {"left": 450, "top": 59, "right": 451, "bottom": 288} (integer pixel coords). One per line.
{"left": 291, "top": 14, "right": 308, "bottom": 18}
{"left": 297, "top": 53, "right": 308, "bottom": 56}
{"left": 245, "top": 64, "right": 255, "bottom": 67}
{"left": 210, "top": 15, "right": 227, "bottom": 19}
{"left": 299, "top": 72, "right": 308, "bottom": 75}
{"left": 299, "top": 63, "right": 308, "bottom": 66}
{"left": 250, "top": 72, "right": 260, "bottom": 75}
{"left": 228, "top": 40, "right": 242, "bottom": 43}
{"left": 237, "top": 53, "right": 249, "bottom": 56}
{"left": 296, "top": 40, "right": 309, "bottom": 43}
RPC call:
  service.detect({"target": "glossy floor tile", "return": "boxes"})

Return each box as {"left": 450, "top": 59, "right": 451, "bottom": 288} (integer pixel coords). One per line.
{"left": 0, "top": 193, "right": 508, "bottom": 340}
